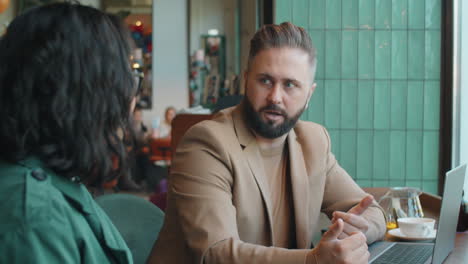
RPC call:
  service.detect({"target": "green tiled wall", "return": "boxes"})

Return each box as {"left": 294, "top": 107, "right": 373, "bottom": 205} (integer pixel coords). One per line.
{"left": 276, "top": 0, "right": 441, "bottom": 194}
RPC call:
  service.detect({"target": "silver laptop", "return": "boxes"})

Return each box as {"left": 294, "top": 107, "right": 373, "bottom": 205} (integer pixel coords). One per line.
{"left": 369, "top": 164, "right": 467, "bottom": 264}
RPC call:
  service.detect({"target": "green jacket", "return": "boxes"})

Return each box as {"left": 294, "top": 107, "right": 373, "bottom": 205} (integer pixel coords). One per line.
{"left": 0, "top": 158, "right": 133, "bottom": 263}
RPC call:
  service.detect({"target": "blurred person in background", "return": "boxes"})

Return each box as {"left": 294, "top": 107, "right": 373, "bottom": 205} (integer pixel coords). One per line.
{"left": 158, "top": 106, "right": 176, "bottom": 138}
{"left": 127, "top": 105, "right": 154, "bottom": 189}
{"left": 132, "top": 105, "right": 152, "bottom": 144}
{"left": 0, "top": 3, "right": 136, "bottom": 262}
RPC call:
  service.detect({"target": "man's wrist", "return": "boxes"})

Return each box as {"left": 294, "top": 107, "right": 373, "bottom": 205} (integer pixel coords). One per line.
{"left": 306, "top": 249, "right": 318, "bottom": 264}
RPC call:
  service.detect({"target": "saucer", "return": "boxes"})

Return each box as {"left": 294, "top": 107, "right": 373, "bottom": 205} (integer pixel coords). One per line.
{"left": 387, "top": 228, "right": 437, "bottom": 241}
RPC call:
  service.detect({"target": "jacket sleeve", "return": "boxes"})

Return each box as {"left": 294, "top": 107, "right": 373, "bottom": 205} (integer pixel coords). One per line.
{"left": 168, "top": 124, "right": 310, "bottom": 264}
{"left": 319, "top": 126, "right": 386, "bottom": 244}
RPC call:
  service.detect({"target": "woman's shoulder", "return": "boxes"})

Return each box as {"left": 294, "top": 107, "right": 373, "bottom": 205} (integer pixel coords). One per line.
{"left": 0, "top": 159, "right": 69, "bottom": 233}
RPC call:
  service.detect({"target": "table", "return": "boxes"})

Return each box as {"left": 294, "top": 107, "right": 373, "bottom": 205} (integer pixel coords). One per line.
{"left": 444, "top": 232, "right": 468, "bottom": 263}
{"left": 364, "top": 188, "right": 468, "bottom": 263}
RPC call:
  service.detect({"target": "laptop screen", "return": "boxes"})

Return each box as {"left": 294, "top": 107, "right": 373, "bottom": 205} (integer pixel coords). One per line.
{"left": 431, "top": 164, "right": 466, "bottom": 264}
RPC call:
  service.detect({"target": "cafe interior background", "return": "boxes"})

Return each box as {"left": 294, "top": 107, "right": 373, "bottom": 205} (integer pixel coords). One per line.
{"left": 0, "top": 0, "right": 467, "bottom": 203}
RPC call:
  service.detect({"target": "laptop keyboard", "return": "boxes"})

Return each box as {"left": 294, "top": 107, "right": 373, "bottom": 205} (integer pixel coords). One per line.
{"left": 372, "top": 244, "right": 434, "bottom": 264}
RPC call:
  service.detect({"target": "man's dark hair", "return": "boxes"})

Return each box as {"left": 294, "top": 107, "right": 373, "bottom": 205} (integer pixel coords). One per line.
{"left": 248, "top": 22, "right": 317, "bottom": 70}
{"left": 0, "top": 3, "right": 135, "bottom": 183}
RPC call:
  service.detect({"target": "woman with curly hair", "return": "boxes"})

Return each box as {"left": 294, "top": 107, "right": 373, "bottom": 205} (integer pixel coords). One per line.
{"left": 0, "top": 3, "right": 136, "bottom": 263}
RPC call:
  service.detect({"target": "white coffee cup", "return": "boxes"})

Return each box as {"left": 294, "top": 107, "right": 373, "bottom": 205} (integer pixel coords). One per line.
{"left": 397, "top": 217, "right": 435, "bottom": 237}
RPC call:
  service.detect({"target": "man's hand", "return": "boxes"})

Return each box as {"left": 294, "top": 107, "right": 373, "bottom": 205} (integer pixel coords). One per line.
{"left": 331, "top": 195, "right": 374, "bottom": 240}
{"left": 308, "top": 218, "right": 369, "bottom": 264}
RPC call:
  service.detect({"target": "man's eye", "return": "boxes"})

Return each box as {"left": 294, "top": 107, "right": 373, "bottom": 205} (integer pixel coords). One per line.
{"left": 285, "top": 81, "right": 295, "bottom": 88}
{"left": 260, "top": 78, "right": 271, "bottom": 85}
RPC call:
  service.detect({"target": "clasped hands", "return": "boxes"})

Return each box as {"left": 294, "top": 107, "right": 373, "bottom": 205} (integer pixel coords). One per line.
{"left": 309, "top": 195, "right": 374, "bottom": 264}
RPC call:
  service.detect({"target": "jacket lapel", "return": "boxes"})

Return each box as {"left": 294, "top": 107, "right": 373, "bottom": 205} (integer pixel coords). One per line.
{"left": 232, "top": 105, "right": 274, "bottom": 244}
{"left": 288, "top": 129, "right": 311, "bottom": 249}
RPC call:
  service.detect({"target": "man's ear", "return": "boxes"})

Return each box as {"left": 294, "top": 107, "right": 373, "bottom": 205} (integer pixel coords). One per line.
{"left": 305, "top": 83, "right": 316, "bottom": 108}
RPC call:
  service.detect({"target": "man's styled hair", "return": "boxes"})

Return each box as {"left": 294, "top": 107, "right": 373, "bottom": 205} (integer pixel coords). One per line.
{"left": 248, "top": 22, "right": 317, "bottom": 70}
{"left": 0, "top": 3, "right": 135, "bottom": 183}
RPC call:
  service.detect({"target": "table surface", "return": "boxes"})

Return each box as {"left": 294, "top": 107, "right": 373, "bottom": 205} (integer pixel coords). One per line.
{"left": 363, "top": 188, "right": 467, "bottom": 263}
{"left": 445, "top": 232, "right": 468, "bottom": 264}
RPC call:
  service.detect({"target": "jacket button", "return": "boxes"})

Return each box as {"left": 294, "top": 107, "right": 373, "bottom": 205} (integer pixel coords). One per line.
{"left": 31, "top": 169, "right": 47, "bottom": 181}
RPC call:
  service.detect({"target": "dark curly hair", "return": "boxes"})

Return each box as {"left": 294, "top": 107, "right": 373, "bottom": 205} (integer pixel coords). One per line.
{"left": 0, "top": 3, "right": 136, "bottom": 183}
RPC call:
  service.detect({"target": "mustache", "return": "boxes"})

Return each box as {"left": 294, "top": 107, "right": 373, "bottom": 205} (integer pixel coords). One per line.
{"left": 259, "top": 104, "right": 287, "bottom": 117}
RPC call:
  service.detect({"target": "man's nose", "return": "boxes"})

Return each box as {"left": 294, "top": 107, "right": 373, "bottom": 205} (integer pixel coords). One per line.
{"left": 267, "top": 85, "right": 282, "bottom": 104}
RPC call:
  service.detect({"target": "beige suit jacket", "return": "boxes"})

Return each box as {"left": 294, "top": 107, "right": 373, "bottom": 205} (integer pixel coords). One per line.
{"left": 147, "top": 104, "right": 386, "bottom": 264}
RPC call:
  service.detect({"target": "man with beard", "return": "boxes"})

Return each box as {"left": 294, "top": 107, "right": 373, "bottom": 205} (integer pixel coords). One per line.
{"left": 148, "top": 22, "right": 386, "bottom": 264}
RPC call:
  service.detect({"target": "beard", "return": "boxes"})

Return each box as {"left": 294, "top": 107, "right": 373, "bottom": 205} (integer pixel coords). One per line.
{"left": 243, "top": 97, "right": 306, "bottom": 139}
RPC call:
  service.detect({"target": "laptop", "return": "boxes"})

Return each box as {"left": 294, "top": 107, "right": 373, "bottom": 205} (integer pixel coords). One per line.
{"left": 369, "top": 164, "right": 467, "bottom": 264}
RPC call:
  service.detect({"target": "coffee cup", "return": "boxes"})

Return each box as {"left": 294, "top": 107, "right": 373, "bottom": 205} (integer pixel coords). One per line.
{"left": 397, "top": 217, "right": 435, "bottom": 237}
